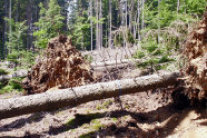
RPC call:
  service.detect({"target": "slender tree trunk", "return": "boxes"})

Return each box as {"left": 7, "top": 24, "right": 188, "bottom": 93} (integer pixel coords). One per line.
{"left": 8, "top": 0, "right": 12, "bottom": 54}
{"left": 27, "top": 0, "right": 32, "bottom": 51}
{"left": 2, "top": 0, "right": 8, "bottom": 59}
{"left": 108, "top": 0, "right": 112, "bottom": 49}
{"left": 137, "top": 0, "right": 141, "bottom": 41}
{"left": 90, "top": 0, "right": 93, "bottom": 51}
{"left": 177, "top": 0, "right": 180, "bottom": 13}
{"left": 158, "top": 0, "right": 161, "bottom": 44}
{"left": 120, "top": 0, "right": 124, "bottom": 26}
{"left": 125, "top": 0, "right": 128, "bottom": 29}
{"left": 95, "top": 0, "right": 100, "bottom": 50}
{"left": 141, "top": 0, "right": 145, "bottom": 30}
{"left": 99, "top": 0, "right": 103, "bottom": 49}
{"left": 129, "top": 0, "right": 135, "bottom": 34}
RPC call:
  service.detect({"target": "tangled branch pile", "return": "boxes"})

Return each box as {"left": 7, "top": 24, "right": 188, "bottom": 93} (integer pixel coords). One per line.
{"left": 183, "top": 9, "right": 207, "bottom": 101}
{"left": 23, "top": 35, "right": 94, "bottom": 94}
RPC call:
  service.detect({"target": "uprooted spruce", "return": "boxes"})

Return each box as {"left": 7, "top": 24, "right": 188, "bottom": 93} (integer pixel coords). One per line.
{"left": 183, "top": 9, "right": 207, "bottom": 101}
{"left": 23, "top": 35, "right": 94, "bottom": 94}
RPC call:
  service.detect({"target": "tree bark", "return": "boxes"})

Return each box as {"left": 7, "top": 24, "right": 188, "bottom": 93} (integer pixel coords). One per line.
{"left": 2, "top": 0, "right": 8, "bottom": 59}
{"left": 158, "top": 0, "right": 160, "bottom": 44}
{"left": 91, "top": 59, "right": 140, "bottom": 68}
{"left": 137, "top": 0, "right": 141, "bottom": 41}
{"left": 141, "top": 0, "right": 145, "bottom": 30}
{"left": 99, "top": 0, "right": 103, "bottom": 49}
{"left": 108, "top": 0, "right": 112, "bottom": 49}
{"left": 0, "top": 71, "right": 180, "bottom": 119}
{"left": 90, "top": 0, "right": 93, "bottom": 51}
{"left": 8, "top": 0, "right": 12, "bottom": 54}
{"left": 95, "top": 0, "right": 100, "bottom": 50}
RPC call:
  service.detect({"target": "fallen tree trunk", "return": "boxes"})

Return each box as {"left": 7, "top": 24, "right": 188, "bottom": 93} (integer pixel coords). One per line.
{"left": 91, "top": 59, "right": 140, "bottom": 68}
{"left": 0, "top": 60, "right": 138, "bottom": 82}
{"left": 0, "top": 70, "right": 28, "bottom": 82}
{"left": 0, "top": 71, "right": 180, "bottom": 119}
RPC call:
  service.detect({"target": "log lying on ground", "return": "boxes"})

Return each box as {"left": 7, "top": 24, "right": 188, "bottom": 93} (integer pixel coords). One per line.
{"left": 0, "top": 70, "right": 28, "bottom": 81}
{"left": 91, "top": 59, "right": 140, "bottom": 68}
{"left": 0, "top": 59, "right": 138, "bottom": 82}
{"left": 0, "top": 71, "right": 180, "bottom": 119}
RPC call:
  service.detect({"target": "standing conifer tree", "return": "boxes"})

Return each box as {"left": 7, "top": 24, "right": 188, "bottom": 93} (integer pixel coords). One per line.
{"left": 33, "top": 0, "right": 65, "bottom": 49}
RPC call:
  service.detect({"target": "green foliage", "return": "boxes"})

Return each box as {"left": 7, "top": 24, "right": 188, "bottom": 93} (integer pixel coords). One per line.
{"left": 0, "top": 68, "right": 8, "bottom": 75}
{"left": 185, "top": 0, "right": 206, "bottom": 16}
{"left": 113, "top": 28, "right": 135, "bottom": 47}
{"left": 90, "top": 119, "right": 104, "bottom": 130}
{"left": 66, "top": 117, "right": 76, "bottom": 127}
{"left": 7, "top": 51, "right": 20, "bottom": 65}
{"left": 114, "top": 33, "right": 124, "bottom": 47}
{"left": 20, "top": 51, "right": 37, "bottom": 67}
{"left": 34, "top": 0, "right": 65, "bottom": 49}
{"left": 0, "top": 77, "right": 23, "bottom": 94}
{"left": 70, "top": 13, "right": 91, "bottom": 50}
{"left": 84, "top": 55, "right": 93, "bottom": 63}
{"left": 5, "top": 18, "right": 28, "bottom": 54}
{"left": 133, "top": 51, "right": 145, "bottom": 59}
{"left": 134, "top": 38, "right": 175, "bottom": 70}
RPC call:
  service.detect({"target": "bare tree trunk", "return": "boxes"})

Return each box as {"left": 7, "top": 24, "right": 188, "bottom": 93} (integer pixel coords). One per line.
{"left": 2, "top": 0, "right": 9, "bottom": 59}
{"left": 158, "top": 0, "right": 161, "bottom": 44}
{"left": 125, "top": 0, "right": 128, "bottom": 29}
{"left": 27, "top": 0, "right": 32, "bottom": 51}
{"left": 95, "top": 0, "right": 100, "bottom": 50}
{"left": 136, "top": 0, "right": 141, "bottom": 42}
{"left": 99, "top": 0, "right": 103, "bottom": 49}
{"left": 177, "top": 0, "right": 180, "bottom": 13}
{"left": 141, "top": 0, "right": 145, "bottom": 30}
{"left": 90, "top": 0, "right": 93, "bottom": 51}
{"left": 108, "top": 0, "right": 112, "bottom": 49}
{"left": 0, "top": 72, "right": 180, "bottom": 119}
{"left": 8, "top": 0, "right": 12, "bottom": 54}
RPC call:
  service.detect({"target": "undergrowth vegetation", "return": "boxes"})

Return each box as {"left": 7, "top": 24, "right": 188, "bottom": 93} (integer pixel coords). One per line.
{"left": 0, "top": 68, "right": 8, "bottom": 75}
{"left": 0, "top": 77, "right": 24, "bottom": 94}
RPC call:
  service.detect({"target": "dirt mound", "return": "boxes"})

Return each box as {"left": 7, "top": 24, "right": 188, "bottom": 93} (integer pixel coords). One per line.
{"left": 183, "top": 9, "right": 207, "bottom": 100}
{"left": 23, "top": 35, "right": 94, "bottom": 94}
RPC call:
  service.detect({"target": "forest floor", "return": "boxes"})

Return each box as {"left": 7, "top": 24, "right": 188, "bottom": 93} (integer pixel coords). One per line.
{"left": 1, "top": 88, "right": 207, "bottom": 138}
{"left": 0, "top": 47, "right": 207, "bottom": 138}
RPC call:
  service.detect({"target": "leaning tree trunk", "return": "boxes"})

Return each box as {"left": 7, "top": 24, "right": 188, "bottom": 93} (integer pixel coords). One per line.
{"left": 0, "top": 71, "right": 179, "bottom": 119}
{"left": 183, "top": 9, "right": 207, "bottom": 101}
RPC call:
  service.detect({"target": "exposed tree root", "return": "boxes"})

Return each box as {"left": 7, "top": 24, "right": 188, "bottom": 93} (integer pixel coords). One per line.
{"left": 23, "top": 35, "right": 94, "bottom": 94}
{"left": 182, "top": 9, "right": 207, "bottom": 101}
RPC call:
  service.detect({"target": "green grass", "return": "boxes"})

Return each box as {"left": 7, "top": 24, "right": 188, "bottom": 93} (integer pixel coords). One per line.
{"left": 133, "top": 51, "right": 145, "bottom": 59}
{"left": 90, "top": 119, "right": 104, "bottom": 130}
{"left": 0, "top": 68, "right": 9, "bottom": 75}
{"left": 96, "top": 100, "right": 112, "bottom": 110}
{"left": 66, "top": 117, "right": 76, "bottom": 127}
{"left": 0, "top": 77, "right": 24, "bottom": 94}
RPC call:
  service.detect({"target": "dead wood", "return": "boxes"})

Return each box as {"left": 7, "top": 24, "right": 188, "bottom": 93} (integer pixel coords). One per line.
{"left": 23, "top": 35, "right": 94, "bottom": 94}
{"left": 183, "top": 9, "right": 207, "bottom": 100}
{"left": 0, "top": 71, "right": 179, "bottom": 119}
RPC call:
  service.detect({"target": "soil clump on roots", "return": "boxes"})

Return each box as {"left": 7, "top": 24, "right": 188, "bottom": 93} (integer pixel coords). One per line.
{"left": 23, "top": 35, "right": 94, "bottom": 94}
{"left": 182, "top": 9, "right": 207, "bottom": 102}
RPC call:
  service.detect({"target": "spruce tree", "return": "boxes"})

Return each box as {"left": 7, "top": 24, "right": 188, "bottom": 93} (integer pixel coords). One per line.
{"left": 33, "top": 0, "right": 65, "bottom": 49}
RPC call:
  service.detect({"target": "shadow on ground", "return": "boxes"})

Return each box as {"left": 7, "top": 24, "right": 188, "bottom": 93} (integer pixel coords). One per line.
{"left": 44, "top": 103, "right": 195, "bottom": 138}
